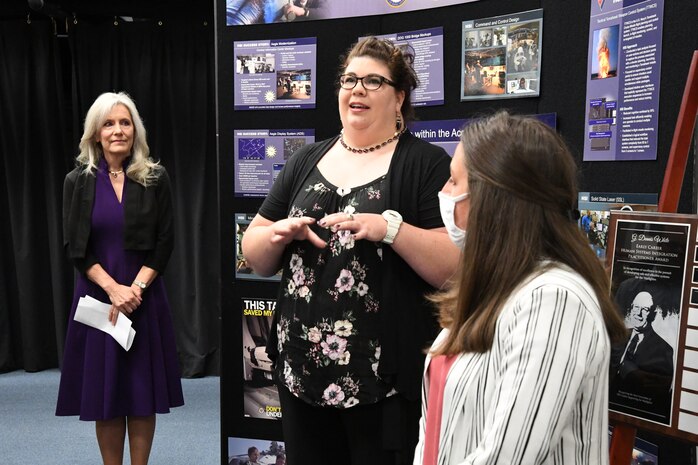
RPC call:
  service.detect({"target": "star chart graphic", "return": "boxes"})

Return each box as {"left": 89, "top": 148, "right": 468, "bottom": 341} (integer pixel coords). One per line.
{"left": 238, "top": 138, "right": 266, "bottom": 160}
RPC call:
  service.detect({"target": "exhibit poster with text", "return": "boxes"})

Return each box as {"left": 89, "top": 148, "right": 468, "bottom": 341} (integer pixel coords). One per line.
{"left": 461, "top": 9, "right": 543, "bottom": 101}
{"left": 234, "top": 37, "right": 317, "bottom": 110}
{"left": 236, "top": 213, "right": 283, "bottom": 282}
{"left": 241, "top": 297, "right": 281, "bottom": 420}
{"left": 227, "top": 437, "right": 286, "bottom": 464}
{"left": 235, "top": 129, "right": 315, "bottom": 197}
{"left": 365, "top": 27, "right": 444, "bottom": 107}
{"left": 226, "top": 0, "right": 480, "bottom": 26}
{"left": 583, "top": 0, "right": 664, "bottom": 161}
{"left": 578, "top": 191, "right": 658, "bottom": 261}
{"left": 409, "top": 113, "right": 556, "bottom": 156}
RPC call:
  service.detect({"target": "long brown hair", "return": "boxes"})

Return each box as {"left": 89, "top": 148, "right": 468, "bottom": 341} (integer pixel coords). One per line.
{"left": 432, "top": 112, "right": 626, "bottom": 355}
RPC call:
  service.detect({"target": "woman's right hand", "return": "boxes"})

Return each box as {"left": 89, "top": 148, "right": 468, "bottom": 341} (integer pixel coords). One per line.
{"left": 85, "top": 263, "right": 143, "bottom": 325}
{"left": 269, "top": 216, "right": 326, "bottom": 248}
{"left": 105, "top": 283, "right": 142, "bottom": 324}
{"left": 242, "top": 214, "right": 325, "bottom": 278}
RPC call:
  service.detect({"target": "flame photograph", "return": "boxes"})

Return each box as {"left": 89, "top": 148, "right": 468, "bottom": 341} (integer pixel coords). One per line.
{"left": 591, "top": 25, "right": 619, "bottom": 79}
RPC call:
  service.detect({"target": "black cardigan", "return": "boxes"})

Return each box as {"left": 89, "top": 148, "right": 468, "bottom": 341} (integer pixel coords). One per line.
{"left": 62, "top": 165, "right": 174, "bottom": 274}
{"left": 259, "top": 132, "right": 451, "bottom": 401}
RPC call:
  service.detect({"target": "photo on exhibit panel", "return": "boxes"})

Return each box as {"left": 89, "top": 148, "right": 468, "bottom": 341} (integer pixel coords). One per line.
{"left": 236, "top": 54, "right": 276, "bottom": 74}
{"left": 241, "top": 297, "right": 281, "bottom": 420}
{"left": 276, "top": 69, "right": 312, "bottom": 100}
{"left": 228, "top": 436, "right": 286, "bottom": 465}
{"left": 591, "top": 25, "right": 619, "bottom": 80}
{"left": 462, "top": 47, "right": 507, "bottom": 97}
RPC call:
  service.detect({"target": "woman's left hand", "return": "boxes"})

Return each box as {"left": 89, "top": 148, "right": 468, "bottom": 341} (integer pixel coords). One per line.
{"left": 318, "top": 212, "right": 387, "bottom": 243}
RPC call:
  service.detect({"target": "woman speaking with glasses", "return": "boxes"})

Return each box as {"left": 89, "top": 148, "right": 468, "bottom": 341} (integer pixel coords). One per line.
{"left": 242, "top": 37, "right": 458, "bottom": 465}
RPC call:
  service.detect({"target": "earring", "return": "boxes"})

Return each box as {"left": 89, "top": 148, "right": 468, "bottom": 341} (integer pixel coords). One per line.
{"left": 396, "top": 113, "right": 402, "bottom": 131}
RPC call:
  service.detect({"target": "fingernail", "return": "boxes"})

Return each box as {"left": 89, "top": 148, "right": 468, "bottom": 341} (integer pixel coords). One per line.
{"left": 318, "top": 219, "right": 326, "bottom": 227}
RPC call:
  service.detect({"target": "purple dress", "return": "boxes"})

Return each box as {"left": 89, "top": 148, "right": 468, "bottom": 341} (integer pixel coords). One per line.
{"left": 56, "top": 162, "right": 184, "bottom": 421}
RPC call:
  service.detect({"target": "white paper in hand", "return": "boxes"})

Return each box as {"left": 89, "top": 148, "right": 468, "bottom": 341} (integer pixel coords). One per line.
{"left": 73, "top": 296, "right": 136, "bottom": 351}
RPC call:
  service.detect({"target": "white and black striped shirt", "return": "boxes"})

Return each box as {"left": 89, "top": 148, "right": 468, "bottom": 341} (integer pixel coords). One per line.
{"left": 414, "top": 265, "right": 611, "bottom": 465}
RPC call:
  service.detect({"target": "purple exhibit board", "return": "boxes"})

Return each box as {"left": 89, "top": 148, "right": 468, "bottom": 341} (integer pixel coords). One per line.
{"left": 367, "top": 27, "right": 444, "bottom": 107}
{"left": 234, "top": 129, "right": 315, "bottom": 197}
{"left": 583, "top": 0, "right": 664, "bottom": 161}
{"left": 578, "top": 191, "right": 658, "bottom": 261}
{"left": 234, "top": 37, "right": 317, "bottom": 110}
{"left": 226, "top": 0, "right": 480, "bottom": 26}
{"left": 409, "top": 113, "right": 556, "bottom": 156}
{"left": 461, "top": 9, "right": 543, "bottom": 101}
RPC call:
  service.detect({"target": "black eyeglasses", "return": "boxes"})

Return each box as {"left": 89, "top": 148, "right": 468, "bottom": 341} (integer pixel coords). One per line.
{"left": 338, "top": 74, "right": 396, "bottom": 91}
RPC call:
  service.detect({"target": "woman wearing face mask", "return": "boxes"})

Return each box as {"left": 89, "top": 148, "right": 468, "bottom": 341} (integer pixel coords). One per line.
{"left": 414, "top": 112, "right": 627, "bottom": 465}
{"left": 242, "top": 37, "right": 459, "bottom": 464}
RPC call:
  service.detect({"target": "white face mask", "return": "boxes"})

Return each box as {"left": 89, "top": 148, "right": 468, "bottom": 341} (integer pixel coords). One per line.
{"left": 438, "top": 191, "right": 469, "bottom": 249}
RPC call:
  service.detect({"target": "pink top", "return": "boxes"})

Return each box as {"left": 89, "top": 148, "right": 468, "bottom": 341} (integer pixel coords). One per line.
{"left": 422, "top": 354, "right": 458, "bottom": 465}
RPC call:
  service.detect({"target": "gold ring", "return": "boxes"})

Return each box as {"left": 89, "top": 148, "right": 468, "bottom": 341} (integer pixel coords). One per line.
{"left": 347, "top": 213, "right": 354, "bottom": 221}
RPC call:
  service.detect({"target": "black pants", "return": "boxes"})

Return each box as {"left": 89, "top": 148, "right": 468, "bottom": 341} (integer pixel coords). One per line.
{"left": 278, "top": 384, "right": 419, "bottom": 465}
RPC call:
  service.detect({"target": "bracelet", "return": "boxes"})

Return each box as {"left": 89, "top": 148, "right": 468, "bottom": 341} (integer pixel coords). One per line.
{"left": 132, "top": 280, "right": 147, "bottom": 290}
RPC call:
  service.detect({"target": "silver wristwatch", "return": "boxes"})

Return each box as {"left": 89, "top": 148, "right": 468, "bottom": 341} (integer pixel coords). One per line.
{"left": 132, "top": 280, "right": 147, "bottom": 290}
{"left": 381, "top": 210, "right": 403, "bottom": 244}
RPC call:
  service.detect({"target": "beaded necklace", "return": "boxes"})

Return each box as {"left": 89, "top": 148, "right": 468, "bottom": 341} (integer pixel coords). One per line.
{"left": 339, "top": 127, "right": 406, "bottom": 154}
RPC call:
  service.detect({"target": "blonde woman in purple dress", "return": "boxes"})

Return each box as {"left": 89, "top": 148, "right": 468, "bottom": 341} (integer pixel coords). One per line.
{"left": 56, "top": 92, "right": 183, "bottom": 465}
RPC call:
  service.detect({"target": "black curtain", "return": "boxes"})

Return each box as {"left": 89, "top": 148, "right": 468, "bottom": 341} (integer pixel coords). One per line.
{"left": 68, "top": 19, "right": 220, "bottom": 377}
{"left": 0, "top": 19, "right": 73, "bottom": 372}
{"left": 0, "top": 17, "right": 220, "bottom": 377}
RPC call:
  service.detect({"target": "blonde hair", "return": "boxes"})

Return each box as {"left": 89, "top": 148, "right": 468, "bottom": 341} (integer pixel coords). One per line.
{"left": 76, "top": 92, "right": 161, "bottom": 186}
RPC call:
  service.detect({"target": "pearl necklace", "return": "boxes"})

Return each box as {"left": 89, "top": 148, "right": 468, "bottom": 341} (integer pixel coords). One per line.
{"left": 108, "top": 169, "right": 123, "bottom": 179}
{"left": 339, "top": 127, "right": 406, "bottom": 154}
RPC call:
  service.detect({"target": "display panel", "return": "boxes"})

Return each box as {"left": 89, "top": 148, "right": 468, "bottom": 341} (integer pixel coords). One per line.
{"left": 241, "top": 297, "right": 282, "bottom": 420}
{"left": 460, "top": 9, "right": 543, "bottom": 101}
{"left": 226, "top": 0, "right": 481, "bottom": 26}
{"left": 234, "top": 38, "right": 317, "bottom": 110}
{"left": 365, "top": 27, "right": 444, "bottom": 107}
{"left": 234, "top": 129, "right": 315, "bottom": 197}
{"left": 578, "top": 192, "right": 658, "bottom": 260}
{"left": 583, "top": 0, "right": 665, "bottom": 161}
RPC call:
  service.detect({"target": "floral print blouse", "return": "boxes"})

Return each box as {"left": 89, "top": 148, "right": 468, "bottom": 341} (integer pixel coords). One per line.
{"left": 276, "top": 167, "right": 395, "bottom": 408}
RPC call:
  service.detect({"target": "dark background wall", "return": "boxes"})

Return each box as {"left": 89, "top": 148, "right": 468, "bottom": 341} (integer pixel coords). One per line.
{"left": 216, "top": 0, "right": 697, "bottom": 463}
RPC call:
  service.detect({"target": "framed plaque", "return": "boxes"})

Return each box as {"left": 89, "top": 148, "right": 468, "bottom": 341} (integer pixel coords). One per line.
{"left": 607, "top": 210, "right": 698, "bottom": 441}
